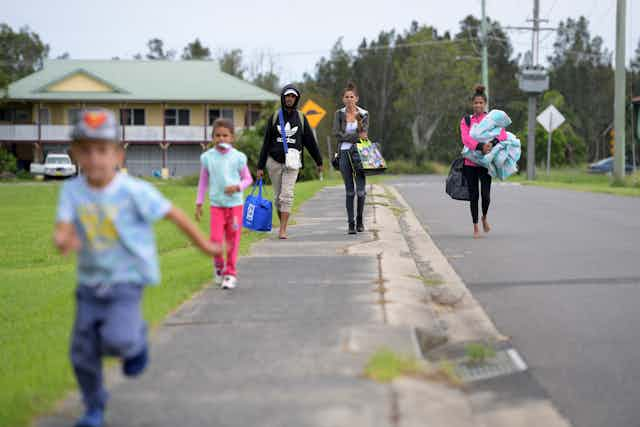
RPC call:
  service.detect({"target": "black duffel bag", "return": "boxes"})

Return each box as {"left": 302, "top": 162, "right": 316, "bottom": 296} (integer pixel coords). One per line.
{"left": 445, "top": 158, "right": 470, "bottom": 201}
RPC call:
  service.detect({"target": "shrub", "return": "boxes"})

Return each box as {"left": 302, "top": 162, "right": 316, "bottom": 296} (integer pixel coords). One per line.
{"left": 0, "top": 147, "right": 17, "bottom": 173}
{"left": 386, "top": 159, "right": 447, "bottom": 175}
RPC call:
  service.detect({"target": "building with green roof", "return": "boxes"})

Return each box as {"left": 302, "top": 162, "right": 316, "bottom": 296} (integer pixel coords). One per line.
{"left": 0, "top": 59, "right": 279, "bottom": 176}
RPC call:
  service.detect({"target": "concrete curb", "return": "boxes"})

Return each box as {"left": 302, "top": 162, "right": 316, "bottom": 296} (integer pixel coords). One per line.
{"left": 352, "top": 183, "right": 573, "bottom": 427}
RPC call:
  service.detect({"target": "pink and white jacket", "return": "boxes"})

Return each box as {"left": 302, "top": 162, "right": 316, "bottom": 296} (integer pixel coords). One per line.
{"left": 460, "top": 112, "right": 508, "bottom": 167}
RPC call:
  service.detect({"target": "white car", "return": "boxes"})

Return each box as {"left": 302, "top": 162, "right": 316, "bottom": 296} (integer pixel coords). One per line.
{"left": 30, "top": 153, "right": 77, "bottom": 178}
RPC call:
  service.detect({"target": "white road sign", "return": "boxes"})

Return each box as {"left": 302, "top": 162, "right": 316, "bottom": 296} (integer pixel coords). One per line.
{"left": 537, "top": 105, "right": 565, "bottom": 132}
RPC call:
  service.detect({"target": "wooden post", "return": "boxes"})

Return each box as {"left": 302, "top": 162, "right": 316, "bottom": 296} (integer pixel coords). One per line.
{"left": 160, "top": 142, "right": 170, "bottom": 179}
{"left": 36, "top": 102, "right": 42, "bottom": 143}
{"left": 121, "top": 105, "right": 126, "bottom": 142}
{"left": 204, "top": 103, "right": 208, "bottom": 143}
{"left": 162, "top": 102, "right": 166, "bottom": 143}
{"left": 35, "top": 102, "right": 43, "bottom": 164}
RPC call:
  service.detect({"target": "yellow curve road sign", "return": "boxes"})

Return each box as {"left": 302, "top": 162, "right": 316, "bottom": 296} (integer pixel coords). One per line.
{"left": 301, "top": 99, "right": 326, "bottom": 129}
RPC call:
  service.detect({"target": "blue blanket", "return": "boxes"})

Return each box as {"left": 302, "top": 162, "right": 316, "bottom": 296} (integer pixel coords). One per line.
{"left": 462, "top": 110, "right": 521, "bottom": 180}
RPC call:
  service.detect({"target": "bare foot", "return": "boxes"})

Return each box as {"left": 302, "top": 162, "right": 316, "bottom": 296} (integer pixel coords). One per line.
{"left": 279, "top": 230, "right": 288, "bottom": 240}
{"left": 482, "top": 217, "right": 491, "bottom": 233}
{"left": 473, "top": 224, "right": 481, "bottom": 239}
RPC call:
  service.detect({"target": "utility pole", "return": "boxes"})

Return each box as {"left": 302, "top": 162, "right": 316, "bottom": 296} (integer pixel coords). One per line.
{"left": 527, "top": 89, "right": 537, "bottom": 180}
{"left": 481, "top": 0, "right": 490, "bottom": 106}
{"left": 531, "top": 0, "right": 540, "bottom": 65}
{"left": 527, "top": 0, "right": 541, "bottom": 180}
{"left": 514, "top": 0, "right": 552, "bottom": 180}
{"left": 613, "top": 0, "right": 626, "bottom": 181}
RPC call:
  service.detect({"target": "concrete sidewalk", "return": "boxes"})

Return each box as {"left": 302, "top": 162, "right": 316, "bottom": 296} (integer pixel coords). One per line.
{"left": 36, "top": 184, "right": 571, "bottom": 427}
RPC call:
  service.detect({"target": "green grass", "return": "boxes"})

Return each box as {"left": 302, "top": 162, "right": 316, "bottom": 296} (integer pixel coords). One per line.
{"left": 0, "top": 177, "right": 332, "bottom": 427}
{"left": 385, "top": 160, "right": 448, "bottom": 175}
{"left": 363, "top": 348, "right": 423, "bottom": 383}
{"left": 509, "top": 167, "right": 640, "bottom": 197}
{"left": 464, "top": 343, "right": 496, "bottom": 364}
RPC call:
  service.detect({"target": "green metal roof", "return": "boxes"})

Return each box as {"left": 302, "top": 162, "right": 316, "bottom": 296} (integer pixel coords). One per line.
{"left": 5, "top": 59, "right": 279, "bottom": 103}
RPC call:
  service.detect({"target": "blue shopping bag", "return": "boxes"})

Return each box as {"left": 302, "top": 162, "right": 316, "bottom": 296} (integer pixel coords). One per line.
{"left": 242, "top": 178, "right": 272, "bottom": 232}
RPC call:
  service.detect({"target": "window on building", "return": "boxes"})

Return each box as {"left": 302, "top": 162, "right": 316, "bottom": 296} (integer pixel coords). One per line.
{"left": 165, "top": 108, "right": 190, "bottom": 126}
{"left": 0, "top": 109, "right": 14, "bottom": 122}
{"left": 247, "top": 110, "right": 261, "bottom": 127}
{"left": 38, "top": 109, "right": 50, "bottom": 125}
{"left": 120, "top": 108, "right": 145, "bottom": 126}
{"left": 14, "top": 109, "right": 31, "bottom": 123}
{"left": 208, "top": 108, "right": 234, "bottom": 125}
{"left": 68, "top": 108, "right": 82, "bottom": 125}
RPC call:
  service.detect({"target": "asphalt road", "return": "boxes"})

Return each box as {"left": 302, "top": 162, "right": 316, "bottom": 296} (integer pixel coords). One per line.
{"left": 391, "top": 175, "right": 640, "bottom": 427}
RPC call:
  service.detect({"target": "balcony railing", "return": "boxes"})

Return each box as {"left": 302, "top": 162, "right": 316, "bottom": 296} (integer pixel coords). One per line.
{"left": 0, "top": 125, "right": 226, "bottom": 142}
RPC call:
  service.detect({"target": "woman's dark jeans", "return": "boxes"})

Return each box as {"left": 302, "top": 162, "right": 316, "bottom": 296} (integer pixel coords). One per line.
{"left": 339, "top": 149, "right": 366, "bottom": 225}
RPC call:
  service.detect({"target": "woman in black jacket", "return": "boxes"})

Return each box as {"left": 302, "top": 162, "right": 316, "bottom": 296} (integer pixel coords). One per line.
{"left": 332, "top": 82, "right": 369, "bottom": 235}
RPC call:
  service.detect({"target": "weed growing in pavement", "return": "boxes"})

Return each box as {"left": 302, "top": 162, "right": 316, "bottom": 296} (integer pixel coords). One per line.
{"left": 364, "top": 348, "right": 423, "bottom": 383}
{"left": 408, "top": 274, "right": 445, "bottom": 287}
{"left": 366, "top": 201, "right": 390, "bottom": 207}
{"left": 389, "top": 206, "right": 408, "bottom": 217}
{"left": 464, "top": 343, "right": 497, "bottom": 364}
{"left": 433, "top": 359, "right": 464, "bottom": 387}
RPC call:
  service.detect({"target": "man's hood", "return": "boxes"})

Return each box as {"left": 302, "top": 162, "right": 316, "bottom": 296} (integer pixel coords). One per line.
{"left": 280, "top": 84, "right": 301, "bottom": 110}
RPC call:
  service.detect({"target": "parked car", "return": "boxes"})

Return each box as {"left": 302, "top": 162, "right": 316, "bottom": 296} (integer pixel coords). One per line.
{"left": 587, "top": 157, "right": 635, "bottom": 174}
{"left": 30, "top": 153, "right": 77, "bottom": 178}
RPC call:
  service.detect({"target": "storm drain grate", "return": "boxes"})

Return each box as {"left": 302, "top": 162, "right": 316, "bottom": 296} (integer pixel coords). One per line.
{"left": 453, "top": 348, "right": 528, "bottom": 383}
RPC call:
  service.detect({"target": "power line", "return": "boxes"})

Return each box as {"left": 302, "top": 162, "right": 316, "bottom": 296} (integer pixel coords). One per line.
{"left": 544, "top": 0, "right": 560, "bottom": 17}
{"left": 270, "top": 38, "right": 464, "bottom": 58}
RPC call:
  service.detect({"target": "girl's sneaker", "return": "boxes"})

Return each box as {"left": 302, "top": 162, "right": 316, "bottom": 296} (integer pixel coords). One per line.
{"left": 221, "top": 275, "right": 237, "bottom": 290}
{"left": 214, "top": 269, "right": 223, "bottom": 286}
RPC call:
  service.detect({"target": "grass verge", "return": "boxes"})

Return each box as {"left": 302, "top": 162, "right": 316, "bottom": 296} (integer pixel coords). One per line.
{"left": 509, "top": 167, "right": 640, "bottom": 197}
{"left": 0, "top": 177, "right": 332, "bottom": 427}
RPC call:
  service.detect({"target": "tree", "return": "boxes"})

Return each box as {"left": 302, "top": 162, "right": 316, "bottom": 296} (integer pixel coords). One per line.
{"left": 247, "top": 50, "right": 280, "bottom": 92}
{"left": 253, "top": 72, "right": 279, "bottom": 93}
{"left": 182, "top": 38, "right": 211, "bottom": 60}
{"left": 631, "top": 37, "right": 640, "bottom": 74}
{"left": 0, "top": 24, "right": 50, "bottom": 90}
{"left": 548, "top": 16, "right": 614, "bottom": 161}
{"left": 352, "top": 31, "right": 397, "bottom": 150}
{"left": 305, "top": 38, "right": 354, "bottom": 105}
{"left": 454, "top": 15, "right": 527, "bottom": 130}
{"left": 631, "top": 38, "right": 640, "bottom": 102}
{"left": 144, "top": 38, "right": 175, "bottom": 60}
{"left": 393, "top": 24, "right": 476, "bottom": 161}
{"left": 219, "top": 49, "right": 245, "bottom": 79}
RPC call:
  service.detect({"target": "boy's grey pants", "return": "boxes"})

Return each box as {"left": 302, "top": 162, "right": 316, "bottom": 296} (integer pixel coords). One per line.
{"left": 71, "top": 284, "right": 146, "bottom": 410}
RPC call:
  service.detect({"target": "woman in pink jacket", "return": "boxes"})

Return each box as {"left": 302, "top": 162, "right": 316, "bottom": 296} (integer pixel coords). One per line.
{"left": 459, "top": 85, "right": 508, "bottom": 238}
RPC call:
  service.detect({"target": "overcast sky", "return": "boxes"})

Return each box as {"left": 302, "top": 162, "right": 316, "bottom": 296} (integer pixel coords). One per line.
{"left": 4, "top": 0, "right": 639, "bottom": 84}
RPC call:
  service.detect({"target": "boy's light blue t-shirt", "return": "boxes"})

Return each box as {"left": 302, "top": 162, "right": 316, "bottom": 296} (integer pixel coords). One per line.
{"left": 56, "top": 173, "right": 172, "bottom": 287}
{"left": 201, "top": 147, "right": 248, "bottom": 207}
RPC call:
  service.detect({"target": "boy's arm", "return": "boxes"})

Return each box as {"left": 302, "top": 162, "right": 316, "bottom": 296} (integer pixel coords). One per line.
{"left": 54, "top": 222, "right": 81, "bottom": 255}
{"left": 165, "top": 206, "right": 222, "bottom": 256}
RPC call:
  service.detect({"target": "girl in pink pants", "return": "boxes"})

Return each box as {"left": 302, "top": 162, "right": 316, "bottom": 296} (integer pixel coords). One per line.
{"left": 195, "top": 118, "right": 253, "bottom": 289}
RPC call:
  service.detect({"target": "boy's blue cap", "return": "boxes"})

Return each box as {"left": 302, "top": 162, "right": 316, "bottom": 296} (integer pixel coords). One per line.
{"left": 70, "top": 109, "right": 120, "bottom": 142}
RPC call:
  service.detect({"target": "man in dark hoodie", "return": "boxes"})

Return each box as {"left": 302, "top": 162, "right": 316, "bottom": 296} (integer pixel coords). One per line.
{"left": 257, "top": 84, "right": 323, "bottom": 239}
